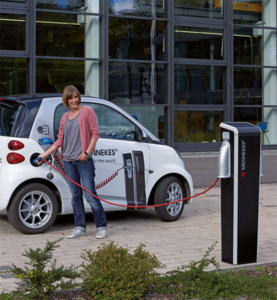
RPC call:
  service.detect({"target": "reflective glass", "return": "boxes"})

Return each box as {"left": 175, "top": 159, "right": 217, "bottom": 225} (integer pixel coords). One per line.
{"left": 109, "top": 18, "right": 165, "bottom": 61}
{"left": 174, "top": 111, "right": 223, "bottom": 143}
{"left": 36, "top": 12, "right": 100, "bottom": 58}
{"left": 0, "top": 14, "right": 26, "bottom": 51}
{"left": 174, "top": 65, "right": 225, "bottom": 105}
{"left": 234, "top": 27, "right": 261, "bottom": 65}
{"left": 36, "top": 0, "right": 99, "bottom": 13}
{"left": 109, "top": 62, "right": 165, "bottom": 104}
{"left": 121, "top": 106, "right": 164, "bottom": 141}
{"left": 0, "top": 57, "right": 27, "bottom": 95}
{"left": 234, "top": 27, "right": 277, "bottom": 66}
{"left": 234, "top": 67, "right": 277, "bottom": 106}
{"left": 234, "top": 27, "right": 277, "bottom": 67}
{"left": 108, "top": 0, "right": 165, "bottom": 18}
{"left": 233, "top": 0, "right": 262, "bottom": 25}
{"left": 234, "top": 107, "right": 277, "bottom": 145}
{"left": 175, "top": 26, "right": 224, "bottom": 60}
{"left": 36, "top": 59, "right": 85, "bottom": 94}
{"left": 174, "top": 0, "right": 224, "bottom": 19}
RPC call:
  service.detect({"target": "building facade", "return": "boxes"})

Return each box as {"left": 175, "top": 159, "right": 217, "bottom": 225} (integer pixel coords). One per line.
{"left": 0, "top": 0, "right": 276, "bottom": 151}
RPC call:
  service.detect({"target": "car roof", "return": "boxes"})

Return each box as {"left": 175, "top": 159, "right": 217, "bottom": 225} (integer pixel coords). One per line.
{"left": 1, "top": 93, "right": 63, "bottom": 102}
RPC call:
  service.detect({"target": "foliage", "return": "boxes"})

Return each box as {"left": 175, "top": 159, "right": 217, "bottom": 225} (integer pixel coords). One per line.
{"left": 80, "top": 241, "right": 164, "bottom": 300}
{"left": 254, "top": 265, "right": 266, "bottom": 271}
{"left": 9, "top": 238, "right": 79, "bottom": 300}
{"left": 152, "top": 242, "right": 277, "bottom": 299}
{"left": 0, "top": 292, "right": 12, "bottom": 300}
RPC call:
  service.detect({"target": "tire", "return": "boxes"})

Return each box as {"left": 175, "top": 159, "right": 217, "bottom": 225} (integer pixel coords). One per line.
{"left": 7, "top": 183, "right": 58, "bottom": 234}
{"left": 154, "top": 176, "right": 185, "bottom": 222}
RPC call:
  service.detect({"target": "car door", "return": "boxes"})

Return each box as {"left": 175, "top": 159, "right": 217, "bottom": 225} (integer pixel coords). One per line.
{"left": 53, "top": 100, "right": 150, "bottom": 211}
{"left": 85, "top": 102, "right": 150, "bottom": 211}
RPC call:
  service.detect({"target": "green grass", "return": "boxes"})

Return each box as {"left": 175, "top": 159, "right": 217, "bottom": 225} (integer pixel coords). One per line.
{"left": 151, "top": 243, "right": 277, "bottom": 300}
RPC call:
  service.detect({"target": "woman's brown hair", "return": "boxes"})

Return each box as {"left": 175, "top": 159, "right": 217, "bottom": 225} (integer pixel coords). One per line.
{"left": 62, "top": 85, "right": 81, "bottom": 108}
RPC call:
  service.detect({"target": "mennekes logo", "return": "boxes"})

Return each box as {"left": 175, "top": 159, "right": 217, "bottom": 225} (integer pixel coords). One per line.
{"left": 241, "top": 139, "right": 246, "bottom": 177}
{"left": 93, "top": 149, "right": 117, "bottom": 156}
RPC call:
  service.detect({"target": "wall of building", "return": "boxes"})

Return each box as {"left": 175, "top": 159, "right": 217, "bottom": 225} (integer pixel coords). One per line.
{"left": 0, "top": 0, "right": 276, "bottom": 151}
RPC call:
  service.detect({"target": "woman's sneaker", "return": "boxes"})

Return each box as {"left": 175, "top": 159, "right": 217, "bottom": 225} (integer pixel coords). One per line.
{"left": 95, "top": 229, "right": 107, "bottom": 239}
{"left": 67, "top": 227, "right": 86, "bottom": 239}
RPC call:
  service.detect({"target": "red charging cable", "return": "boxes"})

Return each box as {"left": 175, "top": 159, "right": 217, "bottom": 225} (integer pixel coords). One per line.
{"left": 42, "top": 158, "right": 218, "bottom": 208}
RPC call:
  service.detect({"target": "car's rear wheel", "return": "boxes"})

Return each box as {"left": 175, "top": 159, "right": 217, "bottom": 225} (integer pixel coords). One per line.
{"left": 7, "top": 183, "right": 58, "bottom": 234}
{"left": 154, "top": 176, "right": 185, "bottom": 222}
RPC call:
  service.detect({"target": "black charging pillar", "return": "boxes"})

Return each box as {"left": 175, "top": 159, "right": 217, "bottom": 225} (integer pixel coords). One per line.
{"left": 218, "top": 122, "right": 261, "bottom": 265}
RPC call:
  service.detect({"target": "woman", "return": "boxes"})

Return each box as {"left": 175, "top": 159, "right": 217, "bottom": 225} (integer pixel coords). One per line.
{"left": 37, "top": 85, "right": 107, "bottom": 239}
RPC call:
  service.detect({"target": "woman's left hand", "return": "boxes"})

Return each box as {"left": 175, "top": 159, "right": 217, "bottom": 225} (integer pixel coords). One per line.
{"left": 78, "top": 153, "right": 89, "bottom": 161}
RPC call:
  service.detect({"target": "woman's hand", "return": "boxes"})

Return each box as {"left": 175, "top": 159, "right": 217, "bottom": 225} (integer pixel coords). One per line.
{"left": 36, "top": 154, "right": 45, "bottom": 165}
{"left": 78, "top": 153, "right": 89, "bottom": 161}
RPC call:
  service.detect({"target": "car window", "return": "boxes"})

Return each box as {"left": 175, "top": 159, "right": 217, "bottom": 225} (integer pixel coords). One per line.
{"left": 0, "top": 100, "right": 41, "bottom": 138}
{"left": 54, "top": 102, "right": 136, "bottom": 140}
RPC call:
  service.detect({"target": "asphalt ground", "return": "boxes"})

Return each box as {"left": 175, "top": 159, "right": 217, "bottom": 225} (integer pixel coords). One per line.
{"left": 0, "top": 182, "right": 276, "bottom": 294}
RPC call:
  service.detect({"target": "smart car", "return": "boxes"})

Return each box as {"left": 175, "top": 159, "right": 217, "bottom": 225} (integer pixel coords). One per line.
{"left": 0, "top": 94, "right": 193, "bottom": 234}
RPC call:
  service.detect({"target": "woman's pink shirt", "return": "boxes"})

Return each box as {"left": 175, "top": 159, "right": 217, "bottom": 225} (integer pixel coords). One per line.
{"left": 54, "top": 105, "right": 100, "bottom": 159}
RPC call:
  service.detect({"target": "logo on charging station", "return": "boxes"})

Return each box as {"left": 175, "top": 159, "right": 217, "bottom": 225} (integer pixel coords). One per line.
{"left": 241, "top": 140, "right": 246, "bottom": 177}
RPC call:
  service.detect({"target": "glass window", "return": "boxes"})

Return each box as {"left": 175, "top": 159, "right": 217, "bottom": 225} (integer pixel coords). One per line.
{"left": 109, "top": 62, "right": 166, "bottom": 104}
{"left": 0, "top": 57, "right": 27, "bottom": 95}
{"left": 0, "top": 99, "right": 41, "bottom": 137}
{"left": 54, "top": 103, "right": 136, "bottom": 141}
{"left": 234, "top": 107, "right": 277, "bottom": 145}
{"left": 89, "top": 103, "right": 136, "bottom": 140}
{"left": 36, "top": 0, "right": 99, "bottom": 13}
{"left": 0, "top": 13, "right": 26, "bottom": 51}
{"left": 174, "top": 65, "right": 225, "bottom": 105}
{"left": 174, "top": 0, "right": 224, "bottom": 19}
{"left": 174, "top": 26, "right": 224, "bottom": 60}
{"left": 108, "top": 0, "right": 165, "bottom": 18}
{"left": 234, "top": 67, "right": 277, "bottom": 106}
{"left": 234, "top": 27, "right": 261, "bottom": 65}
{"left": 174, "top": 110, "right": 223, "bottom": 143}
{"left": 36, "top": 59, "right": 85, "bottom": 94}
{"left": 234, "top": 67, "right": 262, "bottom": 105}
{"left": 233, "top": 0, "right": 262, "bottom": 25}
{"left": 109, "top": 17, "right": 165, "bottom": 61}
{"left": 36, "top": 12, "right": 100, "bottom": 58}
{"left": 234, "top": 0, "right": 277, "bottom": 27}
{"left": 121, "top": 106, "right": 164, "bottom": 141}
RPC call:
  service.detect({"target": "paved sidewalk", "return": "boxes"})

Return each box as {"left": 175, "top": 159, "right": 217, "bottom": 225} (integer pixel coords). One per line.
{"left": 0, "top": 183, "right": 276, "bottom": 293}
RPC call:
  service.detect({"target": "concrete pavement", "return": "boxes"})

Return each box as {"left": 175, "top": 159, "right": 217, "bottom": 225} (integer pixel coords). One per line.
{"left": 0, "top": 183, "right": 276, "bottom": 294}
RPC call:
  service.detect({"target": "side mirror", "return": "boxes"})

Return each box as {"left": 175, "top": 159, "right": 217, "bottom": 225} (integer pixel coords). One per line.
{"left": 135, "top": 126, "right": 147, "bottom": 142}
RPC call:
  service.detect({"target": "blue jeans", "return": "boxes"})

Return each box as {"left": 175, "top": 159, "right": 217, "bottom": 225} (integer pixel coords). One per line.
{"left": 63, "top": 158, "right": 107, "bottom": 230}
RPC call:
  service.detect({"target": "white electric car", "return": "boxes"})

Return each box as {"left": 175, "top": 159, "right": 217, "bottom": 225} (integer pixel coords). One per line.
{"left": 0, "top": 94, "right": 193, "bottom": 234}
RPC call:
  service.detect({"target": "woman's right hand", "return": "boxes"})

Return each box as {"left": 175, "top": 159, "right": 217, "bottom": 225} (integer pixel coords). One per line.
{"left": 36, "top": 154, "right": 45, "bottom": 165}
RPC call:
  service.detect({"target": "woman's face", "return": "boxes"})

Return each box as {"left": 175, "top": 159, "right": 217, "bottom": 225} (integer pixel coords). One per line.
{"left": 67, "top": 91, "right": 80, "bottom": 110}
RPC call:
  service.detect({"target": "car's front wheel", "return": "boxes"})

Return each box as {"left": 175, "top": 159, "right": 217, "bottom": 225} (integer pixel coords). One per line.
{"left": 154, "top": 176, "right": 185, "bottom": 222}
{"left": 7, "top": 183, "right": 58, "bottom": 234}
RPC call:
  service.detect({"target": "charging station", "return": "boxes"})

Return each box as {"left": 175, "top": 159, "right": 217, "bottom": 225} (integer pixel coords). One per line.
{"left": 218, "top": 122, "right": 261, "bottom": 265}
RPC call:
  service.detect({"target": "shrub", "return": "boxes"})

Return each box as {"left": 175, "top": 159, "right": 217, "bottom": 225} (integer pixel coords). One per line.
{"left": 80, "top": 241, "right": 164, "bottom": 300}
{"left": 10, "top": 238, "right": 79, "bottom": 300}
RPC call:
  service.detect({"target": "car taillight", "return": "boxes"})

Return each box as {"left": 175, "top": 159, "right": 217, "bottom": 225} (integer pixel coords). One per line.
{"left": 0, "top": 98, "right": 4, "bottom": 101}
{"left": 7, "top": 153, "right": 25, "bottom": 164}
{"left": 8, "top": 140, "right": 25, "bottom": 150}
